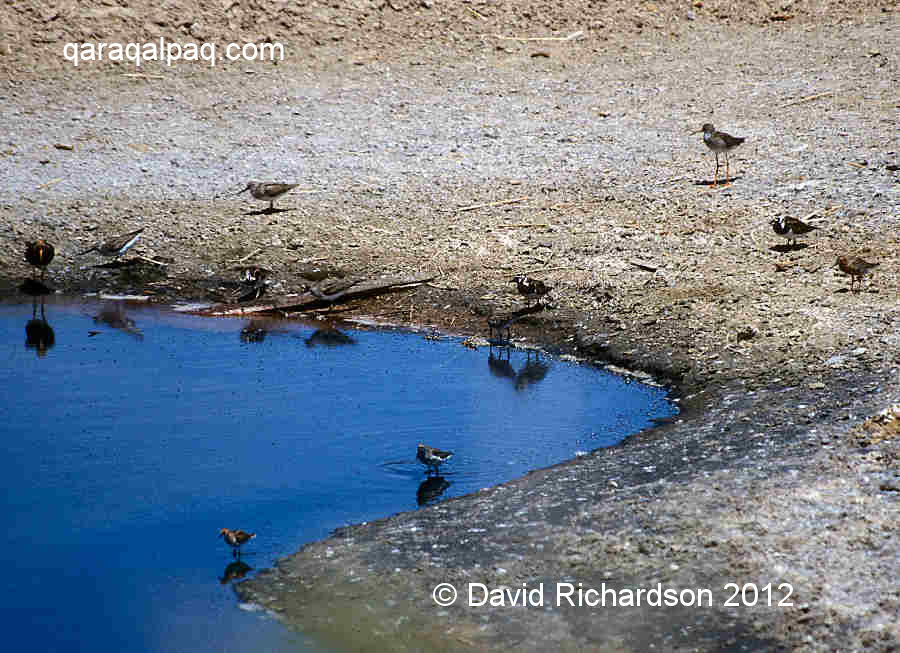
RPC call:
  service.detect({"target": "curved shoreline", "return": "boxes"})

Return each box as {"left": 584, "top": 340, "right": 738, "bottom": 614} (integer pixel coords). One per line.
{"left": 234, "top": 317, "right": 898, "bottom": 652}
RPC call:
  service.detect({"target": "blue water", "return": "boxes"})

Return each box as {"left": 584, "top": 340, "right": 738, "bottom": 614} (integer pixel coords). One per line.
{"left": 1, "top": 297, "right": 676, "bottom": 652}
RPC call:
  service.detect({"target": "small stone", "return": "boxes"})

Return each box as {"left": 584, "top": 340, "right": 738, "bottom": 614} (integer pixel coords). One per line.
{"left": 809, "top": 382, "right": 826, "bottom": 390}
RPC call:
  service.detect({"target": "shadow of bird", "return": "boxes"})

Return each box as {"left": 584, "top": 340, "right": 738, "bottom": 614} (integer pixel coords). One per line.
{"left": 305, "top": 328, "right": 356, "bottom": 347}
{"left": 219, "top": 560, "right": 253, "bottom": 584}
{"left": 93, "top": 303, "right": 144, "bottom": 340}
{"left": 416, "top": 476, "right": 451, "bottom": 506}
{"left": 514, "top": 351, "right": 551, "bottom": 391}
{"left": 488, "top": 345, "right": 516, "bottom": 380}
{"left": 25, "top": 297, "right": 55, "bottom": 357}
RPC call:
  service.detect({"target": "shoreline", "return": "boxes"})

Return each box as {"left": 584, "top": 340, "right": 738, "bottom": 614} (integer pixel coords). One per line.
{"left": 232, "top": 314, "right": 898, "bottom": 651}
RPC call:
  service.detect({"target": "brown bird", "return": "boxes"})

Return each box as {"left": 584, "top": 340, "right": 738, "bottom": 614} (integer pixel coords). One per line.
{"left": 79, "top": 228, "right": 144, "bottom": 260}
{"left": 836, "top": 256, "right": 879, "bottom": 291}
{"left": 219, "top": 528, "right": 256, "bottom": 558}
{"left": 695, "top": 123, "right": 745, "bottom": 187}
{"left": 512, "top": 275, "right": 550, "bottom": 301}
{"left": 24, "top": 240, "right": 55, "bottom": 280}
{"left": 235, "top": 181, "right": 299, "bottom": 211}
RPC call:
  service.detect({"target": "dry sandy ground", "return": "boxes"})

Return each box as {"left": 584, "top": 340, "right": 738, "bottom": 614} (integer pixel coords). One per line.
{"left": 1, "top": 1, "right": 898, "bottom": 651}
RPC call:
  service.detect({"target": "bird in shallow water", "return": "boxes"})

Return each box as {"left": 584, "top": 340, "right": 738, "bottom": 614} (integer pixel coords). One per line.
{"left": 219, "top": 528, "right": 256, "bottom": 558}
{"left": 512, "top": 274, "right": 550, "bottom": 302}
{"left": 234, "top": 181, "right": 299, "bottom": 212}
{"left": 24, "top": 239, "right": 55, "bottom": 280}
{"left": 836, "top": 255, "right": 879, "bottom": 291}
{"left": 417, "top": 443, "right": 453, "bottom": 474}
{"left": 695, "top": 123, "right": 745, "bottom": 187}
{"left": 79, "top": 228, "right": 144, "bottom": 260}
{"left": 770, "top": 216, "right": 819, "bottom": 247}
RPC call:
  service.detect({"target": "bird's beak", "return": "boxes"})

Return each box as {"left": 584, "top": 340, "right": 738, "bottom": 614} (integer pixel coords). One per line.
{"left": 234, "top": 184, "right": 250, "bottom": 196}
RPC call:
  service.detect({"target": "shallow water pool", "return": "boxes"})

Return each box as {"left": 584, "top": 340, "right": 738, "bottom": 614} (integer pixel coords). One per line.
{"left": 1, "top": 297, "right": 676, "bottom": 652}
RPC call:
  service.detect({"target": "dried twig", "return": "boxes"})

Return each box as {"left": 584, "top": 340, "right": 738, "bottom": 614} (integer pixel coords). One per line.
{"left": 123, "top": 73, "right": 165, "bottom": 80}
{"left": 465, "top": 5, "right": 486, "bottom": 19}
{"left": 496, "top": 223, "right": 551, "bottom": 229}
{"left": 229, "top": 248, "right": 263, "bottom": 264}
{"left": 486, "top": 30, "right": 584, "bottom": 42}
{"left": 38, "top": 177, "right": 63, "bottom": 190}
{"left": 456, "top": 196, "right": 529, "bottom": 212}
{"left": 135, "top": 254, "right": 168, "bottom": 267}
{"left": 630, "top": 260, "right": 659, "bottom": 272}
{"left": 779, "top": 91, "right": 833, "bottom": 108}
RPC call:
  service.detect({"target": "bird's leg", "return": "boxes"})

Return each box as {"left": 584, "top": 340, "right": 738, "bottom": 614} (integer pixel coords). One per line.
{"left": 712, "top": 153, "right": 719, "bottom": 188}
{"left": 723, "top": 152, "right": 731, "bottom": 186}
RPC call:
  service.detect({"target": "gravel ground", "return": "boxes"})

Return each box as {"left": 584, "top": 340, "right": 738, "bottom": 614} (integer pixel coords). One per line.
{"left": 2, "top": 2, "right": 898, "bottom": 651}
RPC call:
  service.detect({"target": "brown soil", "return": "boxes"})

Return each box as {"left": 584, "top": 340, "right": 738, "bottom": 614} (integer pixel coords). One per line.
{"left": 2, "top": 1, "right": 898, "bottom": 651}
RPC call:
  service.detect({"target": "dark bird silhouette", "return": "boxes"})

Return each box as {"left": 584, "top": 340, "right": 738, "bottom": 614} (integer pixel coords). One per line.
{"left": 240, "top": 320, "right": 268, "bottom": 343}
{"left": 304, "top": 328, "right": 356, "bottom": 347}
{"left": 695, "top": 123, "right": 745, "bottom": 187}
{"left": 514, "top": 351, "right": 551, "bottom": 391}
{"left": 416, "top": 476, "right": 451, "bottom": 506}
{"left": 93, "top": 304, "right": 143, "bottom": 340}
{"left": 488, "top": 346, "right": 516, "bottom": 380}
{"left": 219, "top": 560, "right": 253, "bottom": 584}
{"left": 24, "top": 239, "right": 55, "bottom": 281}
{"left": 25, "top": 298, "right": 55, "bottom": 358}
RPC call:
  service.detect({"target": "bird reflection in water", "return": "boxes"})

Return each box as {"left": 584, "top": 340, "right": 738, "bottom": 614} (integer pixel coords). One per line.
{"left": 515, "top": 350, "right": 550, "bottom": 392}
{"left": 488, "top": 345, "right": 516, "bottom": 380}
{"left": 486, "top": 347, "right": 551, "bottom": 391}
{"left": 219, "top": 560, "right": 253, "bottom": 585}
{"left": 240, "top": 320, "right": 268, "bottom": 343}
{"left": 417, "top": 476, "right": 450, "bottom": 506}
{"left": 304, "top": 328, "right": 356, "bottom": 348}
{"left": 25, "top": 297, "right": 55, "bottom": 358}
{"left": 93, "top": 303, "right": 144, "bottom": 341}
